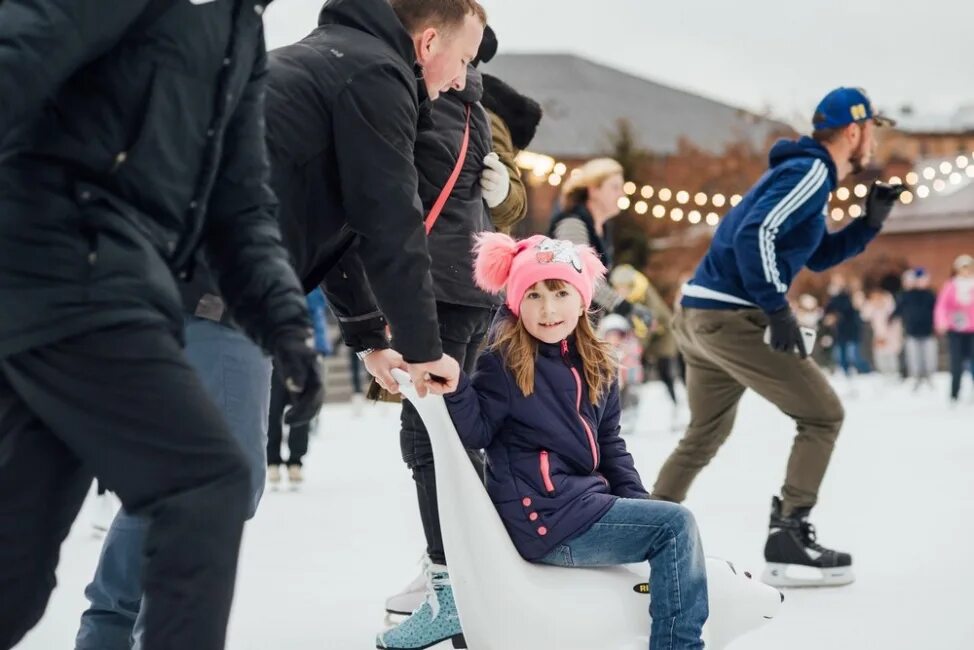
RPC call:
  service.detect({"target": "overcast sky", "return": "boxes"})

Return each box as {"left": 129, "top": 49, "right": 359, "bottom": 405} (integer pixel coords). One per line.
{"left": 264, "top": 0, "right": 971, "bottom": 124}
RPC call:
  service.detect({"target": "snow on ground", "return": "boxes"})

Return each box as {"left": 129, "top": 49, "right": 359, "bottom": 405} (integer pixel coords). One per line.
{"left": 17, "top": 373, "right": 974, "bottom": 649}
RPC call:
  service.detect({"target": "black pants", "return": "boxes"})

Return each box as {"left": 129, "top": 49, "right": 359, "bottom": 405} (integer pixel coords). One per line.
{"left": 0, "top": 324, "right": 250, "bottom": 650}
{"left": 267, "top": 365, "right": 310, "bottom": 467}
{"left": 400, "top": 303, "right": 491, "bottom": 566}
{"left": 657, "top": 356, "right": 680, "bottom": 405}
{"left": 948, "top": 332, "right": 974, "bottom": 399}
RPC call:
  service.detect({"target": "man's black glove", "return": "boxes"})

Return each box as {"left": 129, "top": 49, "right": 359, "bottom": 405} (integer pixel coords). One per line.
{"left": 274, "top": 328, "right": 325, "bottom": 425}
{"left": 767, "top": 307, "right": 807, "bottom": 358}
{"left": 864, "top": 182, "right": 907, "bottom": 230}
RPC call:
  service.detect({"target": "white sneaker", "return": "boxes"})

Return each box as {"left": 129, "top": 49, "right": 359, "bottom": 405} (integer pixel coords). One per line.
{"left": 287, "top": 464, "right": 303, "bottom": 489}
{"left": 385, "top": 555, "right": 430, "bottom": 616}
{"left": 90, "top": 491, "right": 118, "bottom": 538}
{"left": 268, "top": 465, "right": 281, "bottom": 488}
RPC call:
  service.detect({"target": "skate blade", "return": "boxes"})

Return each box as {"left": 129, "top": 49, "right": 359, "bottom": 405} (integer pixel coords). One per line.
{"left": 762, "top": 563, "right": 854, "bottom": 588}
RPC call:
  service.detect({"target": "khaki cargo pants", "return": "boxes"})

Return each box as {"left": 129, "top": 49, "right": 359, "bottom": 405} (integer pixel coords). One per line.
{"left": 653, "top": 307, "right": 844, "bottom": 516}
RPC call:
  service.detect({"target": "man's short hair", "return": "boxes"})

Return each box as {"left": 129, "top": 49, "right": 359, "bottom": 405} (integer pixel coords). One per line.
{"left": 390, "top": 0, "right": 488, "bottom": 34}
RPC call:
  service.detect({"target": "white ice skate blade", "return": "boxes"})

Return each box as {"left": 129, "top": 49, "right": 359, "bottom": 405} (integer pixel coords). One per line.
{"left": 762, "top": 563, "right": 855, "bottom": 588}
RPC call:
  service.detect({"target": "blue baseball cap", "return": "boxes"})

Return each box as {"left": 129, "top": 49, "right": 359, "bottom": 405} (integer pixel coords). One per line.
{"left": 812, "top": 87, "right": 895, "bottom": 130}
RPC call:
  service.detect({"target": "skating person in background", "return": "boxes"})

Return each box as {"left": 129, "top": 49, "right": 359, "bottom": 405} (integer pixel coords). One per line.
{"left": 893, "top": 268, "right": 938, "bottom": 390}
{"left": 598, "top": 314, "right": 644, "bottom": 435}
{"left": 935, "top": 254, "right": 974, "bottom": 404}
{"left": 381, "top": 24, "right": 543, "bottom": 638}
{"left": 795, "top": 294, "right": 829, "bottom": 368}
{"left": 267, "top": 289, "right": 331, "bottom": 488}
{"left": 861, "top": 287, "right": 902, "bottom": 381}
{"left": 653, "top": 87, "right": 905, "bottom": 588}
{"left": 0, "top": 2, "right": 325, "bottom": 649}
{"left": 442, "top": 233, "right": 708, "bottom": 650}
{"left": 549, "top": 159, "right": 654, "bottom": 324}
{"left": 610, "top": 265, "right": 682, "bottom": 427}
{"left": 265, "top": 0, "right": 489, "bottom": 402}
{"left": 825, "top": 274, "right": 871, "bottom": 379}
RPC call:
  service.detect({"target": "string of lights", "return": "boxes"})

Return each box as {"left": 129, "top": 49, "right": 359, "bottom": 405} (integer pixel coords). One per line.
{"left": 515, "top": 151, "right": 974, "bottom": 226}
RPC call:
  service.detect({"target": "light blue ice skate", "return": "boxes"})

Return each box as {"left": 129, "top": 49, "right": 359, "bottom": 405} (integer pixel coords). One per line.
{"left": 376, "top": 564, "right": 465, "bottom": 649}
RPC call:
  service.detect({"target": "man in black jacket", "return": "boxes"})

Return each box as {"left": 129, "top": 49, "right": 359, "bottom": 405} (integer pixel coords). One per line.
{"left": 0, "top": 2, "right": 323, "bottom": 648}
{"left": 265, "top": 0, "right": 486, "bottom": 397}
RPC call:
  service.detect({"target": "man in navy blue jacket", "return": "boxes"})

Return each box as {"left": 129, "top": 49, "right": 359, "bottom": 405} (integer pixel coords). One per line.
{"left": 653, "top": 88, "right": 904, "bottom": 588}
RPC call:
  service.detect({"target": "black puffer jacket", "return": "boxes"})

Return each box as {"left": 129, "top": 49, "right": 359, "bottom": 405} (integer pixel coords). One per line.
{"left": 265, "top": 0, "right": 442, "bottom": 362}
{"left": 0, "top": 0, "right": 310, "bottom": 357}
{"left": 420, "top": 67, "right": 497, "bottom": 309}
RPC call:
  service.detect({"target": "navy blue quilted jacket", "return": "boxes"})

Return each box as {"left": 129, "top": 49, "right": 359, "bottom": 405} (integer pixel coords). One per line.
{"left": 445, "top": 336, "right": 648, "bottom": 561}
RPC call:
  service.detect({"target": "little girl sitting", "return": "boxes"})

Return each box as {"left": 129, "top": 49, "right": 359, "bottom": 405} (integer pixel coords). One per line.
{"left": 443, "top": 233, "right": 708, "bottom": 649}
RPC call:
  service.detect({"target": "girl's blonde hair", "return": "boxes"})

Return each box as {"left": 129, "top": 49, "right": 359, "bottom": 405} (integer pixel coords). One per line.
{"left": 561, "top": 158, "right": 624, "bottom": 209}
{"left": 491, "top": 279, "right": 618, "bottom": 404}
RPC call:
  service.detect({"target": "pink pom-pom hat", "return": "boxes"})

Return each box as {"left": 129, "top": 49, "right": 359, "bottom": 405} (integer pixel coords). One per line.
{"left": 473, "top": 232, "right": 606, "bottom": 317}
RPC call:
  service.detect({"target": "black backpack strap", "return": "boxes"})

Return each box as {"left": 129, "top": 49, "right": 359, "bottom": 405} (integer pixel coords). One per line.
{"left": 130, "top": 0, "right": 174, "bottom": 34}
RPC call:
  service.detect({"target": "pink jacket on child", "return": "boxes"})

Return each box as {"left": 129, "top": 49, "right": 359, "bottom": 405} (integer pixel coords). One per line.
{"left": 934, "top": 278, "right": 974, "bottom": 334}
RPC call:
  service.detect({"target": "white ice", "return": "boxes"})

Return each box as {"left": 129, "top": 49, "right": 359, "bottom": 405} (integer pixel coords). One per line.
{"left": 16, "top": 373, "right": 974, "bottom": 649}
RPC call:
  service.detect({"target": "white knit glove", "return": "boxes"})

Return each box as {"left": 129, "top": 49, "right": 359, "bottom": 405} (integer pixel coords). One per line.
{"left": 480, "top": 152, "right": 510, "bottom": 209}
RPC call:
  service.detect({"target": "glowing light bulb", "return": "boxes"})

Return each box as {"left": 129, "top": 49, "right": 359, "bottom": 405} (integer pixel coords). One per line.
{"left": 916, "top": 185, "right": 930, "bottom": 198}
{"left": 658, "top": 188, "right": 672, "bottom": 201}
{"left": 617, "top": 197, "right": 631, "bottom": 210}
{"left": 940, "top": 161, "right": 953, "bottom": 174}
{"left": 854, "top": 184, "right": 868, "bottom": 198}
{"left": 670, "top": 208, "right": 684, "bottom": 222}
{"left": 923, "top": 167, "right": 936, "bottom": 180}
{"left": 694, "top": 192, "right": 708, "bottom": 206}
{"left": 905, "top": 172, "right": 919, "bottom": 185}
{"left": 848, "top": 205, "right": 862, "bottom": 218}
{"left": 712, "top": 194, "right": 726, "bottom": 208}
{"left": 705, "top": 212, "right": 720, "bottom": 226}
{"left": 547, "top": 174, "right": 562, "bottom": 186}
{"left": 730, "top": 194, "right": 743, "bottom": 206}
{"left": 553, "top": 162, "right": 567, "bottom": 176}
{"left": 676, "top": 190, "right": 690, "bottom": 205}
{"left": 624, "top": 181, "right": 637, "bottom": 196}
{"left": 634, "top": 201, "right": 648, "bottom": 215}
{"left": 641, "top": 185, "right": 654, "bottom": 199}
{"left": 688, "top": 210, "right": 702, "bottom": 224}
{"left": 899, "top": 191, "right": 914, "bottom": 205}
{"left": 836, "top": 187, "right": 850, "bottom": 201}
{"left": 652, "top": 205, "right": 666, "bottom": 218}
{"left": 831, "top": 208, "right": 844, "bottom": 221}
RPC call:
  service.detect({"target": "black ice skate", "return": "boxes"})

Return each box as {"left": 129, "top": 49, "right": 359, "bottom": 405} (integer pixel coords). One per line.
{"left": 762, "top": 496, "right": 854, "bottom": 588}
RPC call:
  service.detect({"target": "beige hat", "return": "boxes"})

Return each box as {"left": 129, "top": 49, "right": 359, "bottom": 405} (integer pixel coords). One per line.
{"left": 954, "top": 254, "right": 974, "bottom": 271}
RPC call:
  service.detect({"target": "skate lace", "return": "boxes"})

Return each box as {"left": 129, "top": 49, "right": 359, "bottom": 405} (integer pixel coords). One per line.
{"left": 422, "top": 566, "right": 451, "bottom": 617}
{"left": 800, "top": 521, "right": 829, "bottom": 554}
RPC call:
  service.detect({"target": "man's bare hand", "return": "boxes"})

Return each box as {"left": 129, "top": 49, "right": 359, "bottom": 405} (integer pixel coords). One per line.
{"left": 408, "top": 355, "right": 460, "bottom": 397}
{"left": 362, "top": 348, "right": 407, "bottom": 394}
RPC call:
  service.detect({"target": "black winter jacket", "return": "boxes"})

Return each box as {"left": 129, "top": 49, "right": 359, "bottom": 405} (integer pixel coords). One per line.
{"left": 0, "top": 0, "right": 309, "bottom": 357}
{"left": 264, "top": 0, "right": 441, "bottom": 362}
{"left": 420, "top": 67, "right": 497, "bottom": 309}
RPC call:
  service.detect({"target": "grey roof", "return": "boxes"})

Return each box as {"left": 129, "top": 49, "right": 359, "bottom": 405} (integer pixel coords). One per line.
{"left": 481, "top": 53, "right": 791, "bottom": 158}
{"left": 886, "top": 157, "right": 974, "bottom": 233}
{"left": 892, "top": 105, "right": 974, "bottom": 134}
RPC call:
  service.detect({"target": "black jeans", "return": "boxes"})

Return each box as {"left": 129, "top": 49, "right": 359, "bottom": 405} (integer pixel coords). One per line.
{"left": 0, "top": 324, "right": 250, "bottom": 650}
{"left": 657, "top": 356, "right": 679, "bottom": 405}
{"left": 948, "top": 332, "right": 974, "bottom": 399}
{"left": 400, "top": 303, "right": 491, "bottom": 566}
{"left": 267, "top": 364, "right": 310, "bottom": 467}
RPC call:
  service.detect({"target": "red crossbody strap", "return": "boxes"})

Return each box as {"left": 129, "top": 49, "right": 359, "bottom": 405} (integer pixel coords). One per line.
{"left": 424, "top": 105, "right": 472, "bottom": 235}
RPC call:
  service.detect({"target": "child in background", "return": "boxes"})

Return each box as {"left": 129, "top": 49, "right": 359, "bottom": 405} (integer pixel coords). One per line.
{"left": 598, "top": 314, "right": 643, "bottom": 434}
{"left": 443, "top": 233, "right": 708, "bottom": 650}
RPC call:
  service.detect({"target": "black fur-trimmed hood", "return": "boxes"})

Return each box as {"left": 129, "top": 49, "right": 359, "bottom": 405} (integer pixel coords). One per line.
{"left": 481, "top": 73, "right": 542, "bottom": 150}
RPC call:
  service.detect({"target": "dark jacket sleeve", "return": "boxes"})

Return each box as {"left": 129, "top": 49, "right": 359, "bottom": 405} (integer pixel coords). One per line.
{"left": 319, "top": 247, "right": 390, "bottom": 352}
{"left": 445, "top": 352, "right": 511, "bottom": 449}
{"left": 332, "top": 64, "right": 441, "bottom": 363}
{"left": 204, "top": 36, "right": 311, "bottom": 351}
{"left": 805, "top": 218, "right": 880, "bottom": 272}
{"left": 597, "top": 384, "right": 649, "bottom": 498}
{"left": 0, "top": 0, "right": 151, "bottom": 134}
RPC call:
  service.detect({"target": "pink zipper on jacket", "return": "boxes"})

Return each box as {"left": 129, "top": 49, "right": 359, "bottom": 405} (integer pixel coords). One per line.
{"left": 561, "top": 339, "right": 599, "bottom": 472}
{"left": 539, "top": 450, "right": 555, "bottom": 493}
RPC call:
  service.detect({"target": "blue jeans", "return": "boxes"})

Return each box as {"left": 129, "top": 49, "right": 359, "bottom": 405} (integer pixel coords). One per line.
{"left": 538, "top": 499, "right": 708, "bottom": 650}
{"left": 75, "top": 317, "right": 272, "bottom": 650}
{"left": 832, "top": 340, "right": 870, "bottom": 376}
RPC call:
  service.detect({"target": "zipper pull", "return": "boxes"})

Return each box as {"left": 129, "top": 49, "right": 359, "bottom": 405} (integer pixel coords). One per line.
{"left": 560, "top": 339, "right": 570, "bottom": 365}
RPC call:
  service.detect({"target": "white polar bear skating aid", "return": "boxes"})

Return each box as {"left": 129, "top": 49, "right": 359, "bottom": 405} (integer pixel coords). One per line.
{"left": 391, "top": 369, "right": 783, "bottom": 650}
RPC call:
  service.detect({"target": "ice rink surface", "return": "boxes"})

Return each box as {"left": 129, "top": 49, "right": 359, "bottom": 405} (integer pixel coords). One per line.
{"left": 17, "top": 373, "right": 974, "bottom": 649}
